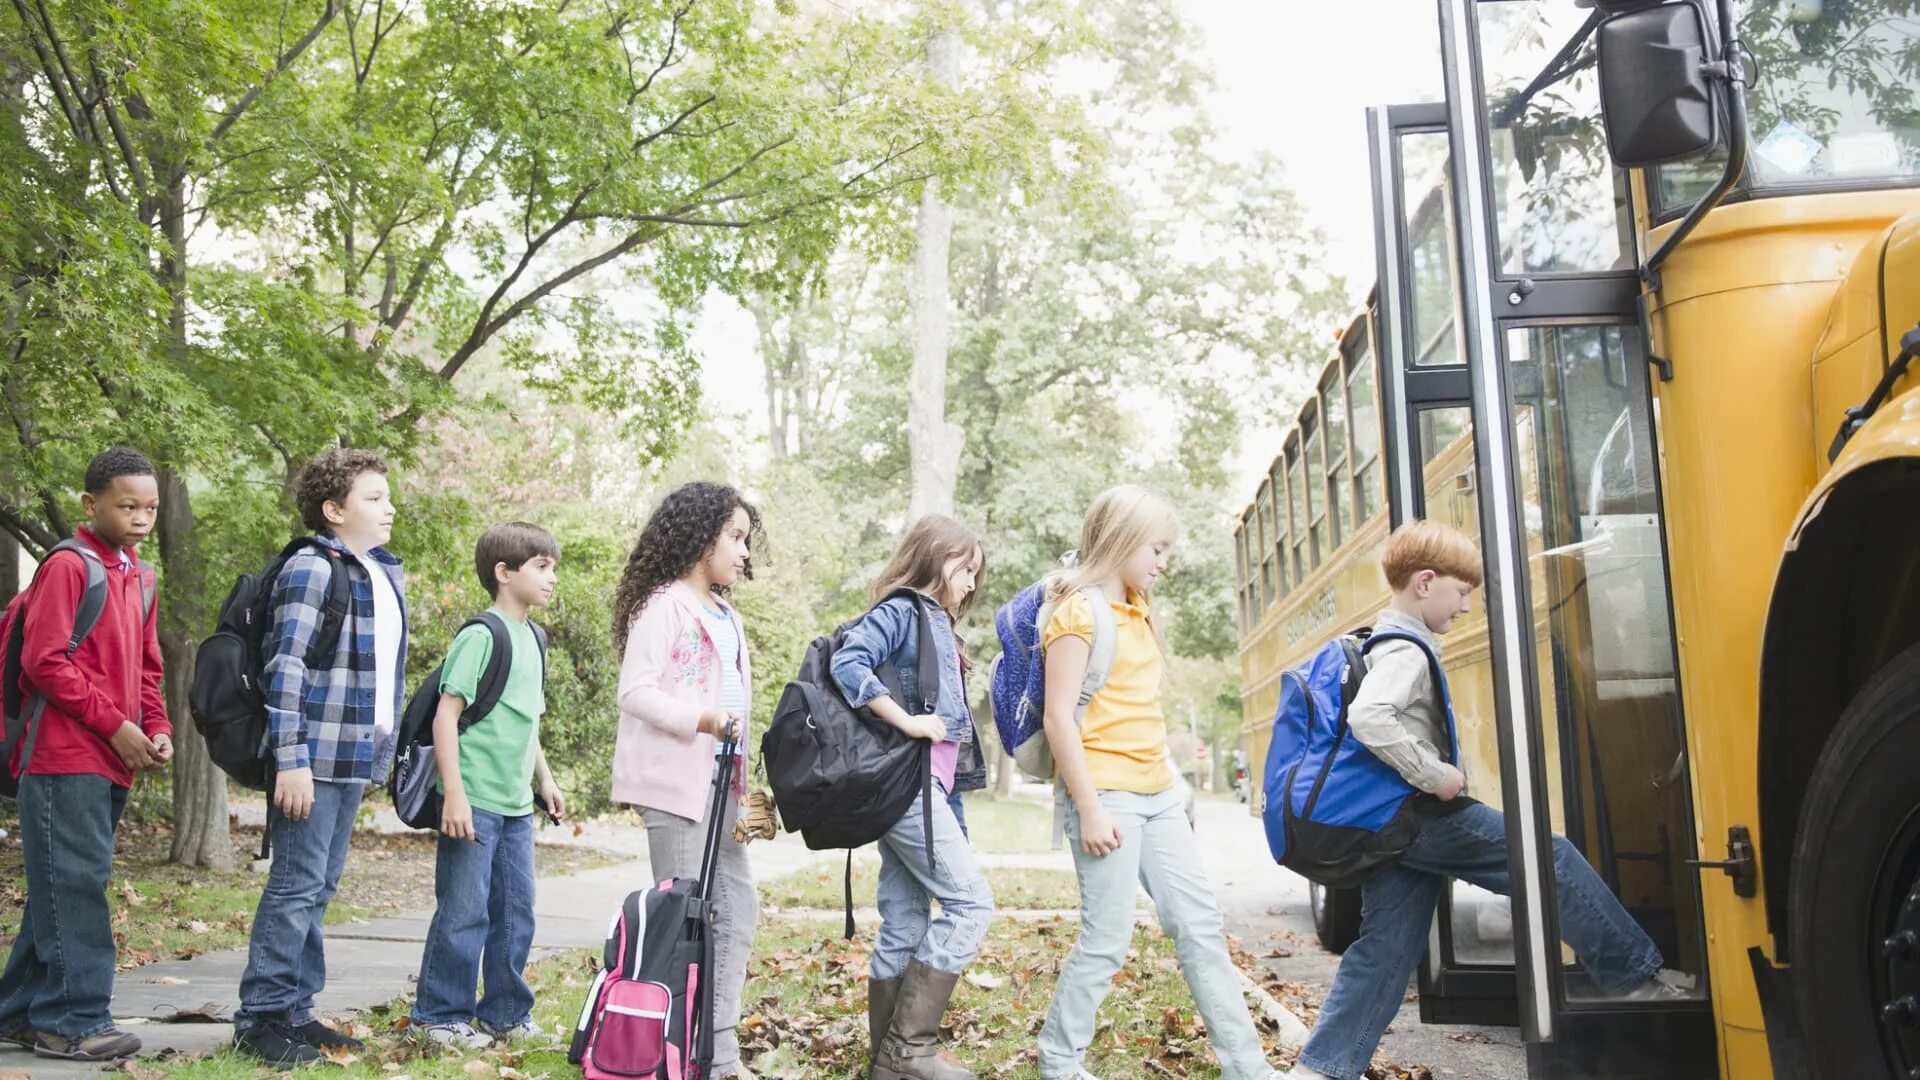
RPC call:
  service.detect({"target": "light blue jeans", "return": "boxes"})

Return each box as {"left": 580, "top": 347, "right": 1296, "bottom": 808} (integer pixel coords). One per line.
{"left": 1297, "top": 801, "right": 1663, "bottom": 1079}
{"left": 1038, "top": 785, "right": 1269, "bottom": 1080}
{"left": 873, "top": 781, "right": 995, "bottom": 979}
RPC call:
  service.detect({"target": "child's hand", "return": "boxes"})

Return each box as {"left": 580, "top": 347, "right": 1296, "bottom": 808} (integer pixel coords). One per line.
{"left": 274, "top": 766, "right": 315, "bottom": 821}
{"left": 109, "top": 721, "right": 159, "bottom": 772}
{"left": 899, "top": 713, "right": 946, "bottom": 742}
{"left": 441, "top": 791, "right": 477, "bottom": 841}
{"left": 539, "top": 781, "right": 567, "bottom": 822}
{"left": 1435, "top": 764, "right": 1467, "bottom": 801}
{"left": 698, "top": 710, "right": 742, "bottom": 742}
{"left": 150, "top": 733, "right": 174, "bottom": 766}
{"left": 1076, "top": 801, "right": 1124, "bottom": 857}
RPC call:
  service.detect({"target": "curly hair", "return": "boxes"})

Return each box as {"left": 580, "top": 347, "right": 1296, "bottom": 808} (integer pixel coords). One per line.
{"left": 295, "top": 448, "right": 388, "bottom": 533}
{"left": 83, "top": 447, "right": 156, "bottom": 495}
{"left": 611, "top": 482, "right": 764, "bottom": 657}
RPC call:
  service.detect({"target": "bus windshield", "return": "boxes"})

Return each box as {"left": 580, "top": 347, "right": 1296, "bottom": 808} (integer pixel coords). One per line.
{"left": 1657, "top": 0, "right": 1920, "bottom": 207}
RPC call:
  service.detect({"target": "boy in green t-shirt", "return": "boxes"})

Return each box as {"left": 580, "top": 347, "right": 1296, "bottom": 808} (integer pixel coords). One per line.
{"left": 411, "top": 523, "right": 565, "bottom": 1049}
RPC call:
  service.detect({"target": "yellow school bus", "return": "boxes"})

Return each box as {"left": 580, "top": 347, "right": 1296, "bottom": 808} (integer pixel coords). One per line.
{"left": 1234, "top": 2, "right": 1919, "bottom": 1077}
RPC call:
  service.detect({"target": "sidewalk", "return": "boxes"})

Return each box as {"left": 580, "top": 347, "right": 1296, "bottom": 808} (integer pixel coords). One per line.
{"left": 18, "top": 831, "right": 820, "bottom": 1079}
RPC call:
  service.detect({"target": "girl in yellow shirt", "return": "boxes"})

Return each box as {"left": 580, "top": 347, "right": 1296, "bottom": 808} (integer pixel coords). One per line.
{"left": 1036, "top": 486, "right": 1285, "bottom": 1080}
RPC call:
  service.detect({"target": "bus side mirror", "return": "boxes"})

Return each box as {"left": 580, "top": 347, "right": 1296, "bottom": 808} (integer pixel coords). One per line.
{"left": 1596, "top": 1, "right": 1723, "bottom": 167}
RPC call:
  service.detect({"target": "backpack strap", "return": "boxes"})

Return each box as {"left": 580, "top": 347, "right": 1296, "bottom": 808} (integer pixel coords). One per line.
{"left": 275, "top": 537, "right": 353, "bottom": 670}
{"left": 49, "top": 540, "right": 109, "bottom": 652}
{"left": 1361, "top": 628, "right": 1459, "bottom": 763}
{"left": 455, "top": 612, "right": 516, "bottom": 735}
{"left": 10, "top": 540, "right": 109, "bottom": 778}
{"left": 1075, "top": 585, "right": 1119, "bottom": 722}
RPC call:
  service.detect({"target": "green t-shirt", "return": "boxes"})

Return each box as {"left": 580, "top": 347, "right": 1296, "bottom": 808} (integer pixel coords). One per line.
{"left": 437, "top": 609, "right": 545, "bottom": 817}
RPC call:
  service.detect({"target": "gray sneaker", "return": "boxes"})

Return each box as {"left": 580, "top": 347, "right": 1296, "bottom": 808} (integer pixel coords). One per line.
{"left": 476, "top": 1018, "right": 545, "bottom": 1041}
{"left": 418, "top": 1021, "right": 494, "bottom": 1050}
{"left": 34, "top": 1029, "right": 142, "bottom": 1061}
{"left": 0, "top": 1023, "right": 36, "bottom": 1052}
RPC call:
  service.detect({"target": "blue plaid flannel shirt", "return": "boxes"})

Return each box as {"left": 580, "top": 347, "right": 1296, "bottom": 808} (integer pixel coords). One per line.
{"left": 262, "top": 531, "right": 408, "bottom": 782}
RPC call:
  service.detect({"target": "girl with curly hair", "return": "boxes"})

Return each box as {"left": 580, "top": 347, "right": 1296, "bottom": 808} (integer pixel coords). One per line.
{"left": 610, "top": 481, "right": 763, "bottom": 1080}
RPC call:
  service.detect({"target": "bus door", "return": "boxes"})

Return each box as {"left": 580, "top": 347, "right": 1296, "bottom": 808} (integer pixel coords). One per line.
{"left": 1372, "top": 2, "right": 1718, "bottom": 1075}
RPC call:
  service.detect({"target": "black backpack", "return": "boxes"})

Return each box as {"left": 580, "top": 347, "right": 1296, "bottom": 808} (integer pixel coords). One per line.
{"left": 189, "top": 538, "right": 351, "bottom": 792}
{"left": 761, "top": 589, "right": 940, "bottom": 934}
{"left": 390, "top": 612, "right": 548, "bottom": 831}
{"left": 1, "top": 540, "right": 156, "bottom": 798}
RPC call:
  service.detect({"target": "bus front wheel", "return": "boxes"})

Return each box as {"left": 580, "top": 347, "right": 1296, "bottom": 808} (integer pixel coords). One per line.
{"left": 1789, "top": 641, "right": 1920, "bottom": 1076}
{"left": 1309, "top": 879, "right": 1363, "bottom": 954}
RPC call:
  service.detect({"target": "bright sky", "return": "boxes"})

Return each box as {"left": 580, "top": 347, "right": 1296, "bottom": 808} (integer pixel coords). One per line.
{"left": 694, "top": 0, "right": 1455, "bottom": 492}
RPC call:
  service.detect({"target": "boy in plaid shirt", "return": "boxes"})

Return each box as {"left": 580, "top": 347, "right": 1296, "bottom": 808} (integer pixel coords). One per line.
{"left": 233, "top": 449, "right": 407, "bottom": 1067}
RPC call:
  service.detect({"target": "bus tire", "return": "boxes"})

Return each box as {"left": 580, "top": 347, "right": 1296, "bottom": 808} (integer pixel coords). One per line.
{"left": 1310, "top": 879, "right": 1363, "bottom": 954}
{"left": 1788, "top": 640, "right": 1920, "bottom": 1076}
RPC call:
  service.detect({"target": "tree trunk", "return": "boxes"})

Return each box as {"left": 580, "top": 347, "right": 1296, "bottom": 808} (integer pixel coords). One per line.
{"left": 993, "top": 744, "right": 1015, "bottom": 797}
{"left": 0, "top": 531, "right": 19, "bottom": 606}
{"left": 906, "top": 29, "right": 965, "bottom": 521}
{"left": 154, "top": 177, "right": 232, "bottom": 869}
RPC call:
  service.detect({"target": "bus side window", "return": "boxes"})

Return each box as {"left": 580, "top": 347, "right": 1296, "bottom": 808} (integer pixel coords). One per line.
{"left": 1303, "top": 406, "right": 1327, "bottom": 571}
{"left": 1255, "top": 480, "right": 1277, "bottom": 611}
{"left": 1285, "top": 437, "right": 1308, "bottom": 584}
{"left": 1347, "top": 327, "right": 1384, "bottom": 523}
{"left": 1321, "top": 367, "right": 1351, "bottom": 546}
{"left": 1234, "top": 519, "right": 1251, "bottom": 632}
{"left": 1267, "top": 461, "right": 1289, "bottom": 600}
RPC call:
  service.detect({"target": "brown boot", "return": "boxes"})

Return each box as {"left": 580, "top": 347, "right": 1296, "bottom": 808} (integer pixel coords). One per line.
{"left": 868, "top": 976, "right": 902, "bottom": 1068}
{"left": 870, "top": 959, "right": 974, "bottom": 1080}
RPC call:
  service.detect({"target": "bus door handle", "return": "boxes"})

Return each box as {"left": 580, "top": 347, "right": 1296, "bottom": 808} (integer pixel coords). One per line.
{"left": 1686, "top": 825, "right": 1757, "bottom": 898}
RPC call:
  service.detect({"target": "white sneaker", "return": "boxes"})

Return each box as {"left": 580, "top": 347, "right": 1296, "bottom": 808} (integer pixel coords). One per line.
{"left": 476, "top": 1018, "right": 545, "bottom": 1041}
{"left": 417, "top": 1021, "right": 493, "bottom": 1050}
{"left": 1619, "top": 968, "right": 1697, "bottom": 1001}
{"left": 1279, "top": 1068, "right": 1334, "bottom": 1079}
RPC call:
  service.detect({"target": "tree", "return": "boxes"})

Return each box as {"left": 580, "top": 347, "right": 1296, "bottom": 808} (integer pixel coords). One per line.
{"left": 1, "top": 0, "right": 1082, "bottom": 863}
{"left": 907, "top": 27, "right": 966, "bottom": 520}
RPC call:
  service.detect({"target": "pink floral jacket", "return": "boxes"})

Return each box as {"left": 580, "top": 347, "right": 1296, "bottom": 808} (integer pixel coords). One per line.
{"left": 612, "top": 581, "right": 751, "bottom": 820}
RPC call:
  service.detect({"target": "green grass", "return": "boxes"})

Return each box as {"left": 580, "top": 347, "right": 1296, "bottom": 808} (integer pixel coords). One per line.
{"left": 765, "top": 863, "right": 1083, "bottom": 912}
{"left": 1, "top": 853, "right": 368, "bottom": 970}
{"left": 955, "top": 793, "right": 1060, "bottom": 854}
{"left": 147, "top": 951, "right": 596, "bottom": 1080}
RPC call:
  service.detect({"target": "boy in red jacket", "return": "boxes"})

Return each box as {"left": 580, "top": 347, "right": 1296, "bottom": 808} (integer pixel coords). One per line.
{"left": 0, "top": 447, "right": 173, "bottom": 1062}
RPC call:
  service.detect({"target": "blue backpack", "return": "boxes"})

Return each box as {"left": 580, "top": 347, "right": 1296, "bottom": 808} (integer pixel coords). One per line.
{"left": 988, "top": 581, "right": 1116, "bottom": 780}
{"left": 1262, "top": 628, "right": 1457, "bottom": 888}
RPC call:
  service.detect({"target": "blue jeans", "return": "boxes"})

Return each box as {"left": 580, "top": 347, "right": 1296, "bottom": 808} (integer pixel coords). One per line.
{"left": 236, "top": 780, "right": 365, "bottom": 1029}
{"left": 0, "top": 774, "right": 128, "bottom": 1039}
{"left": 1298, "top": 801, "right": 1663, "bottom": 1079}
{"left": 947, "top": 786, "right": 968, "bottom": 837}
{"left": 872, "top": 782, "right": 994, "bottom": 980}
{"left": 1038, "top": 784, "right": 1268, "bottom": 1080}
{"left": 411, "top": 810, "right": 535, "bottom": 1027}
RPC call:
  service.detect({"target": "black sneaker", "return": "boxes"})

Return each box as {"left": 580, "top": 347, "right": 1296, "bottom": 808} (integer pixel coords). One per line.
{"left": 234, "top": 1018, "right": 323, "bottom": 1068}
{"left": 292, "top": 1018, "right": 364, "bottom": 1053}
{"left": 33, "top": 1029, "right": 142, "bottom": 1061}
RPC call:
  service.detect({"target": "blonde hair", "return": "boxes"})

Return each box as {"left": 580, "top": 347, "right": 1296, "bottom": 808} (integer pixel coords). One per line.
{"left": 1381, "top": 519, "right": 1484, "bottom": 590}
{"left": 868, "top": 515, "right": 987, "bottom": 617}
{"left": 1046, "top": 485, "right": 1180, "bottom": 654}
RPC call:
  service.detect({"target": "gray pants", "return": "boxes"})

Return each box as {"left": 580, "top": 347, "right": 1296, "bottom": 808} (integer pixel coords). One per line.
{"left": 645, "top": 796, "right": 757, "bottom": 1075}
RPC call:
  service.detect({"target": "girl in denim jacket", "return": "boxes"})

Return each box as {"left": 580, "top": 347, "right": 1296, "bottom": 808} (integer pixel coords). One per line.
{"left": 830, "top": 515, "right": 997, "bottom": 1080}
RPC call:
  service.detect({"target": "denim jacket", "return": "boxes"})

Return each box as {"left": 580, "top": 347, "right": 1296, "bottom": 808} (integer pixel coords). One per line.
{"left": 830, "top": 593, "right": 976, "bottom": 749}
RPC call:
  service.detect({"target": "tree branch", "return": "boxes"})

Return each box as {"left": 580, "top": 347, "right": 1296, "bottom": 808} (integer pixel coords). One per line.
{"left": 0, "top": 498, "right": 58, "bottom": 555}
{"left": 7, "top": 0, "right": 81, "bottom": 141}
{"left": 209, "top": 0, "right": 343, "bottom": 145}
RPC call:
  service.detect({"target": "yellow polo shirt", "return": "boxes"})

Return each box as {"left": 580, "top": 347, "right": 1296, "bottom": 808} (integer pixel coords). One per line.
{"left": 1042, "top": 590, "right": 1175, "bottom": 794}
